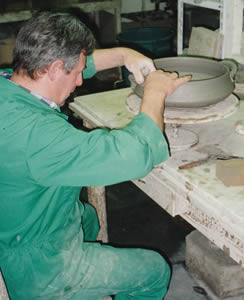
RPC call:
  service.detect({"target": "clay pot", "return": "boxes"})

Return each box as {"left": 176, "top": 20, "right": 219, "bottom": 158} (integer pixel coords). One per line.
{"left": 129, "top": 56, "right": 238, "bottom": 108}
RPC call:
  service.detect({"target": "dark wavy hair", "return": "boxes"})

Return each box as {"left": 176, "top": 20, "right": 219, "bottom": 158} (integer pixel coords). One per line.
{"left": 12, "top": 11, "right": 96, "bottom": 78}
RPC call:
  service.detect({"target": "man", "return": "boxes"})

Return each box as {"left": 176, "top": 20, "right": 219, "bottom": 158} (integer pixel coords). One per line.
{"left": 0, "top": 11, "right": 190, "bottom": 300}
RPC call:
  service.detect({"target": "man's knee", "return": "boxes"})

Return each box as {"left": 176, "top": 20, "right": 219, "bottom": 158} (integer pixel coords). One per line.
{"left": 145, "top": 250, "right": 171, "bottom": 292}
{"left": 154, "top": 250, "right": 170, "bottom": 273}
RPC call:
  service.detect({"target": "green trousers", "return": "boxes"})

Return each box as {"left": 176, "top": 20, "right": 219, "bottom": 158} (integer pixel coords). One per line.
{"left": 76, "top": 202, "right": 171, "bottom": 300}
{"left": 1, "top": 202, "right": 170, "bottom": 300}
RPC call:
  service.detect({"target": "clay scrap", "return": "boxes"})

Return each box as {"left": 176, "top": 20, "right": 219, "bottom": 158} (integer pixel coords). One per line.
{"left": 216, "top": 159, "right": 244, "bottom": 186}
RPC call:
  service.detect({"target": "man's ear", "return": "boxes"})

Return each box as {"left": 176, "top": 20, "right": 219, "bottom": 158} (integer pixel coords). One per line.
{"left": 48, "top": 60, "right": 64, "bottom": 81}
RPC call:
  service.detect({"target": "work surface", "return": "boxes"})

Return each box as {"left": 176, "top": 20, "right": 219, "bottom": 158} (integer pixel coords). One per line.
{"left": 69, "top": 87, "right": 244, "bottom": 266}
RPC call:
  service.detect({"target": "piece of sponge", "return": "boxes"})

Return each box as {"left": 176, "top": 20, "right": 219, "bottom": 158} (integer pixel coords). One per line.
{"left": 216, "top": 159, "right": 244, "bottom": 186}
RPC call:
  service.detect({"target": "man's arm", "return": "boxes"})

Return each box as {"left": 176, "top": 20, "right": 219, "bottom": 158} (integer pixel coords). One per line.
{"left": 93, "top": 47, "right": 155, "bottom": 84}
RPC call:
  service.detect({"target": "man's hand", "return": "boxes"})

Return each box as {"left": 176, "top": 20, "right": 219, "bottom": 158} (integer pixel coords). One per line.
{"left": 140, "top": 70, "right": 191, "bottom": 131}
{"left": 124, "top": 49, "right": 156, "bottom": 84}
{"left": 143, "top": 70, "right": 191, "bottom": 98}
{"left": 93, "top": 48, "right": 155, "bottom": 84}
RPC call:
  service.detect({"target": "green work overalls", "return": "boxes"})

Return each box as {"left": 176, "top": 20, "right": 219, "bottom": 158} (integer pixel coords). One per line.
{"left": 0, "top": 55, "right": 170, "bottom": 299}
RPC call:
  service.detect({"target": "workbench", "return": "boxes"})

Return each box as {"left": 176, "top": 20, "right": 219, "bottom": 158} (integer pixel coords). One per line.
{"left": 69, "top": 87, "right": 244, "bottom": 266}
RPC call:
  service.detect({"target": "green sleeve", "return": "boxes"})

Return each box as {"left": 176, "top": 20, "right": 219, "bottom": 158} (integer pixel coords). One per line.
{"left": 0, "top": 68, "right": 13, "bottom": 73}
{"left": 83, "top": 55, "right": 96, "bottom": 79}
{"left": 27, "top": 112, "right": 169, "bottom": 187}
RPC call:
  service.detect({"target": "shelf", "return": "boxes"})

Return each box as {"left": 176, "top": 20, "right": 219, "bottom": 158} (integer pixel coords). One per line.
{"left": 179, "top": 0, "right": 222, "bottom": 10}
{"left": 0, "top": 0, "right": 121, "bottom": 32}
{"left": 0, "top": 10, "right": 32, "bottom": 23}
{"left": 177, "top": 0, "right": 244, "bottom": 62}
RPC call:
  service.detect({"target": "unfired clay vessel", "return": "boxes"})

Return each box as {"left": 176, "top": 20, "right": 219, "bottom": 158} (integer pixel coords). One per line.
{"left": 129, "top": 56, "right": 238, "bottom": 108}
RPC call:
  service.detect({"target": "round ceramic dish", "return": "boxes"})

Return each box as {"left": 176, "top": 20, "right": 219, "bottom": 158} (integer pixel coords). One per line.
{"left": 129, "top": 56, "right": 238, "bottom": 108}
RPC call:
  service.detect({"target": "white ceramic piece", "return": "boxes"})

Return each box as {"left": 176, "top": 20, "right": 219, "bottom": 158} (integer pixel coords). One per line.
{"left": 126, "top": 93, "right": 239, "bottom": 124}
{"left": 165, "top": 127, "right": 199, "bottom": 151}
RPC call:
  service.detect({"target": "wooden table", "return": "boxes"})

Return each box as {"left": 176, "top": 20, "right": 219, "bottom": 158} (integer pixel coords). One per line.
{"left": 69, "top": 87, "right": 244, "bottom": 266}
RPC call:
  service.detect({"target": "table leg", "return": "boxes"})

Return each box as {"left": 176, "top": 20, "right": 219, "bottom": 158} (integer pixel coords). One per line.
{"left": 87, "top": 186, "right": 108, "bottom": 243}
{"left": 83, "top": 120, "right": 108, "bottom": 243}
{"left": 0, "top": 270, "right": 9, "bottom": 300}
